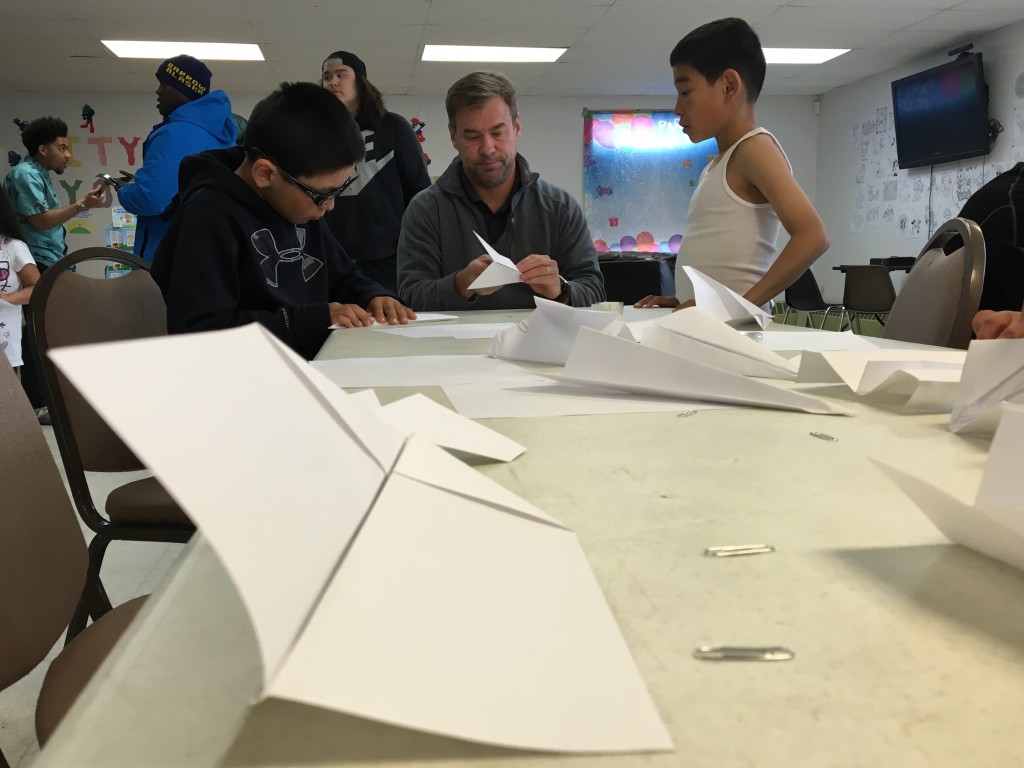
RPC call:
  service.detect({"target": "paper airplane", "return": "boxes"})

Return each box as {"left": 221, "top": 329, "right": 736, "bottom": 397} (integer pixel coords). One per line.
{"left": 467, "top": 231, "right": 521, "bottom": 290}
{"left": 548, "top": 326, "right": 852, "bottom": 416}
{"left": 950, "top": 339, "right": 1024, "bottom": 435}
{"left": 876, "top": 404, "right": 1024, "bottom": 573}
{"left": 643, "top": 308, "right": 798, "bottom": 380}
{"left": 490, "top": 296, "right": 622, "bottom": 365}
{"left": 48, "top": 324, "right": 672, "bottom": 754}
{"left": 683, "top": 266, "right": 773, "bottom": 329}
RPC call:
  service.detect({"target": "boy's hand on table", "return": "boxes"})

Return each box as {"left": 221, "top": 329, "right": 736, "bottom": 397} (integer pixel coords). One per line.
{"left": 329, "top": 302, "right": 375, "bottom": 328}
{"left": 368, "top": 296, "right": 416, "bottom": 325}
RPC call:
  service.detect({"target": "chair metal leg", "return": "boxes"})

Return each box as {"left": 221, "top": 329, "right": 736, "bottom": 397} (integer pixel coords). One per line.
{"left": 66, "top": 534, "right": 114, "bottom": 644}
{"left": 781, "top": 307, "right": 792, "bottom": 325}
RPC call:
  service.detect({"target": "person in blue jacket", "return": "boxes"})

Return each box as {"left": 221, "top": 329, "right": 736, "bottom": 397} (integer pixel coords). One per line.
{"left": 114, "top": 55, "right": 236, "bottom": 261}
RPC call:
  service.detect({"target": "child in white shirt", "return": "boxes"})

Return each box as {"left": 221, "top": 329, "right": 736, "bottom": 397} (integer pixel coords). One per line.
{"left": 0, "top": 187, "right": 40, "bottom": 369}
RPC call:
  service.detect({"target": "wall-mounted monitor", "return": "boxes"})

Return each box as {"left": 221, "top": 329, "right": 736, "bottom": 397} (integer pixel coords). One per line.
{"left": 891, "top": 53, "right": 989, "bottom": 169}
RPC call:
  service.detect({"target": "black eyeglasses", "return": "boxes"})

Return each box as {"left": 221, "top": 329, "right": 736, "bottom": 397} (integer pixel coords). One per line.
{"left": 251, "top": 147, "right": 359, "bottom": 207}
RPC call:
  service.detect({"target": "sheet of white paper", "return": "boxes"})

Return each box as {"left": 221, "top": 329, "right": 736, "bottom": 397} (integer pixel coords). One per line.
{"left": 797, "top": 350, "right": 966, "bottom": 392}
{"left": 49, "top": 325, "right": 397, "bottom": 683}
{"left": 378, "top": 393, "right": 526, "bottom": 462}
{"left": 442, "top": 380, "right": 719, "bottom": 419}
{"left": 329, "top": 313, "right": 460, "bottom": 330}
{"left": 683, "top": 266, "right": 772, "bottom": 329}
{"left": 373, "top": 323, "right": 513, "bottom": 340}
{"left": 312, "top": 355, "right": 545, "bottom": 388}
{"left": 489, "top": 297, "right": 622, "bottom": 365}
{"left": 950, "top": 339, "right": 1024, "bottom": 434}
{"left": 468, "top": 231, "right": 521, "bottom": 290}
{"left": 269, "top": 453, "right": 673, "bottom": 753}
{"left": 551, "top": 327, "right": 852, "bottom": 416}
{"left": 644, "top": 308, "right": 798, "bottom": 379}
{"left": 754, "top": 330, "right": 882, "bottom": 352}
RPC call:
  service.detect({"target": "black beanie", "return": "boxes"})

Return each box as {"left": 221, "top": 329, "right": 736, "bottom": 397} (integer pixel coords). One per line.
{"left": 156, "top": 55, "right": 212, "bottom": 101}
{"left": 322, "top": 51, "right": 367, "bottom": 79}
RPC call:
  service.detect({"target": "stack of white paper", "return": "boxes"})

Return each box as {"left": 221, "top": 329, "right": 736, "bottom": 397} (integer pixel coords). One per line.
{"left": 797, "top": 350, "right": 966, "bottom": 411}
{"left": 549, "top": 326, "right": 851, "bottom": 416}
{"left": 950, "top": 339, "right": 1024, "bottom": 435}
{"left": 49, "top": 324, "right": 672, "bottom": 754}
{"left": 489, "top": 296, "right": 622, "bottom": 365}
{"left": 683, "top": 266, "right": 773, "bottom": 329}
{"left": 641, "top": 308, "right": 798, "bottom": 380}
{"left": 877, "top": 404, "right": 1024, "bottom": 572}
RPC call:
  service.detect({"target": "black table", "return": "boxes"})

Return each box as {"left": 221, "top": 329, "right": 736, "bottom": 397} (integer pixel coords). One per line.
{"left": 833, "top": 257, "right": 915, "bottom": 274}
{"left": 598, "top": 252, "right": 676, "bottom": 303}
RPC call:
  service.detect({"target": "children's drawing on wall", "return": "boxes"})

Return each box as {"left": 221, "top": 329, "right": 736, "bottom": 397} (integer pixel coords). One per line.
{"left": 582, "top": 109, "right": 714, "bottom": 254}
{"left": 849, "top": 102, "right": 1015, "bottom": 237}
{"left": 80, "top": 104, "right": 96, "bottom": 134}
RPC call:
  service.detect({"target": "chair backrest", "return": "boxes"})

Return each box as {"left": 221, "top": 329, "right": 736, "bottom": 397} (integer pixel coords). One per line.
{"left": 784, "top": 269, "right": 828, "bottom": 312}
{"left": 0, "top": 363, "right": 88, "bottom": 691}
{"left": 32, "top": 248, "right": 167, "bottom": 475}
{"left": 842, "top": 266, "right": 897, "bottom": 313}
{"left": 882, "top": 217, "right": 986, "bottom": 349}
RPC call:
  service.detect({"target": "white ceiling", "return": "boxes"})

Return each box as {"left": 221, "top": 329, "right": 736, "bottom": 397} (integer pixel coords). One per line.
{"left": 4, "top": 0, "right": 1024, "bottom": 98}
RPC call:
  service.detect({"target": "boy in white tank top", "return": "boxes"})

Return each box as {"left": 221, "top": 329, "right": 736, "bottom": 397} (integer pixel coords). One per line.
{"left": 635, "top": 18, "right": 829, "bottom": 311}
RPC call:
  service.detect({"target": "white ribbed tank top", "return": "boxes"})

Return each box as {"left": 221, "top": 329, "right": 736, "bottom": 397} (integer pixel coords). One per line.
{"left": 675, "top": 127, "right": 791, "bottom": 304}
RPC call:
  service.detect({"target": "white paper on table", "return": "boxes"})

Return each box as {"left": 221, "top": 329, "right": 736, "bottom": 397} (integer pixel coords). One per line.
{"left": 950, "top": 339, "right": 1024, "bottom": 435}
{"left": 643, "top": 308, "right": 798, "bottom": 380}
{"left": 311, "top": 354, "right": 545, "bottom": 388}
{"left": 330, "top": 312, "right": 459, "bottom": 330}
{"left": 442, "top": 379, "right": 721, "bottom": 419}
{"left": 753, "top": 330, "right": 881, "bottom": 353}
{"left": 683, "top": 266, "right": 772, "bottom": 329}
{"left": 377, "top": 392, "right": 525, "bottom": 461}
{"left": 468, "top": 231, "right": 521, "bottom": 290}
{"left": 50, "top": 324, "right": 673, "bottom": 754}
{"left": 549, "top": 326, "right": 852, "bottom": 416}
{"left": 373, "top": 323, "right": 513, "bottom": 340}
{"left": 876, "top": 405, "right": 1024, "bottom": 572}
{"left": 489, "top": 297, "right": 622, "bottom": 365}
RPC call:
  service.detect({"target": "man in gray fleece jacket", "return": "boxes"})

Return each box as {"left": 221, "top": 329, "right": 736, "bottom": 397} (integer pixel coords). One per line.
{"left": 397, "top": 71, "right": 605, "bottom": 311}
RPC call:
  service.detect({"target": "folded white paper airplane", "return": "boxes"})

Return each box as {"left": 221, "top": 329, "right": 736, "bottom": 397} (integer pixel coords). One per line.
{"left": 876, "top": 404, "right": 1024, "bottom": 572}
{"left": 467, "top": 231, "right": 521, "bottom": 290}
{"left": 642, "top": 308, "right": 798, "bottom": 380}
{"left": 683, "top": 266, "right": 773, "bottom": 329}
{"left": 950, "top": 339, "right": 1024, "bottom": 435}
{"left": 489, "top": 296, "right": 622, "bottom": 364}
{"left": 329, "top": 312, "right": 459, "bottom": 329}
{"left": 49, "top": 324, "right": 672, "bottom": 754}
{"left": 797, "top": 349, "right": 965, "bottom": 411}
{"left": 548, "top": 326, "right": 852, "bottom": 415}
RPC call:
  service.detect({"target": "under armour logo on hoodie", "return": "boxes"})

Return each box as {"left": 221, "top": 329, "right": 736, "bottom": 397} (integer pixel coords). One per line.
{"left": 251, "top": 228, "right": 322, "bottom": 288}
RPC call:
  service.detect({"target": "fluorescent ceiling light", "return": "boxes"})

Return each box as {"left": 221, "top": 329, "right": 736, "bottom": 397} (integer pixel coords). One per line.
{"left": 422, "top": 44, "right": 565, "bottom": 63}
{"left": 764, "top": 48, "right": 848, "bottom": 65}
{"left": 102, "top": 41, "right": 264, "bottom": 61}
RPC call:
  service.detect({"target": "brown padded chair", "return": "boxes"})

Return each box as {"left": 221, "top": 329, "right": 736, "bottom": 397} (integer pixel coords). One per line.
{"left": 0, "top": 362, "right": 147, "bottom": 766}
{"left": 29, "top": 248, "right": 193, "bottom": 641}
{"left": 882, "top": 217, "right": 986, "bottom": 349}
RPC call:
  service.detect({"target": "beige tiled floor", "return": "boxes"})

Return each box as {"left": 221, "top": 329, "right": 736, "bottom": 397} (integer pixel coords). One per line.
{"left": 0, "top": 426, "right": 184, "bottom": 768}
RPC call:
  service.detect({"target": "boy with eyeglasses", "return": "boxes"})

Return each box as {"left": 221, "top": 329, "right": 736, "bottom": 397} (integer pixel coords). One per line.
{"left": 152, "top": 82, "right": 414, "bottom": 360}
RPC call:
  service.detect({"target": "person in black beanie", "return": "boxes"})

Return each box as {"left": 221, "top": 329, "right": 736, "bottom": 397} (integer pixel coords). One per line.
{"left": 115, "top": 54, "right": 237, "bottom": 261}
{"left": 320, "top": 50, "right": 430, "bottom": 293}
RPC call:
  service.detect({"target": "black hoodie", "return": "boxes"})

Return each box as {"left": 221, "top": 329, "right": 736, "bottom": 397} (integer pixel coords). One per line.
{"left": 152, "top": 147, "right": 396, "bottom": 360}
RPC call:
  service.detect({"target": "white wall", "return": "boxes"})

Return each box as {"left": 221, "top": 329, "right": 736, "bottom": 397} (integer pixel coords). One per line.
{"left": 814, "top": 19, "right": 1024, "bottom": 302}
{"left": 1, "top": 88, "right": 818, "bottom": 258}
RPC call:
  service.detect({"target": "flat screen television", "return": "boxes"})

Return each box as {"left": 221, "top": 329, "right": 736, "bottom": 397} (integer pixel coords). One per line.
{"left": 891, "top": 54, "right": 989, "bottom": 169}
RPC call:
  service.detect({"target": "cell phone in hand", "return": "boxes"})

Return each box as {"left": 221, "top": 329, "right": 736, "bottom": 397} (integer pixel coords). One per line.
{"left": 95, "top": 173, "right": 124, "bottom": 190}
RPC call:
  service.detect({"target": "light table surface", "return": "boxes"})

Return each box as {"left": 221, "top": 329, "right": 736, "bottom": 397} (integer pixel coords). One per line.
{"left": 34, "top": 315, "right": 1023, "bottom": 768}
